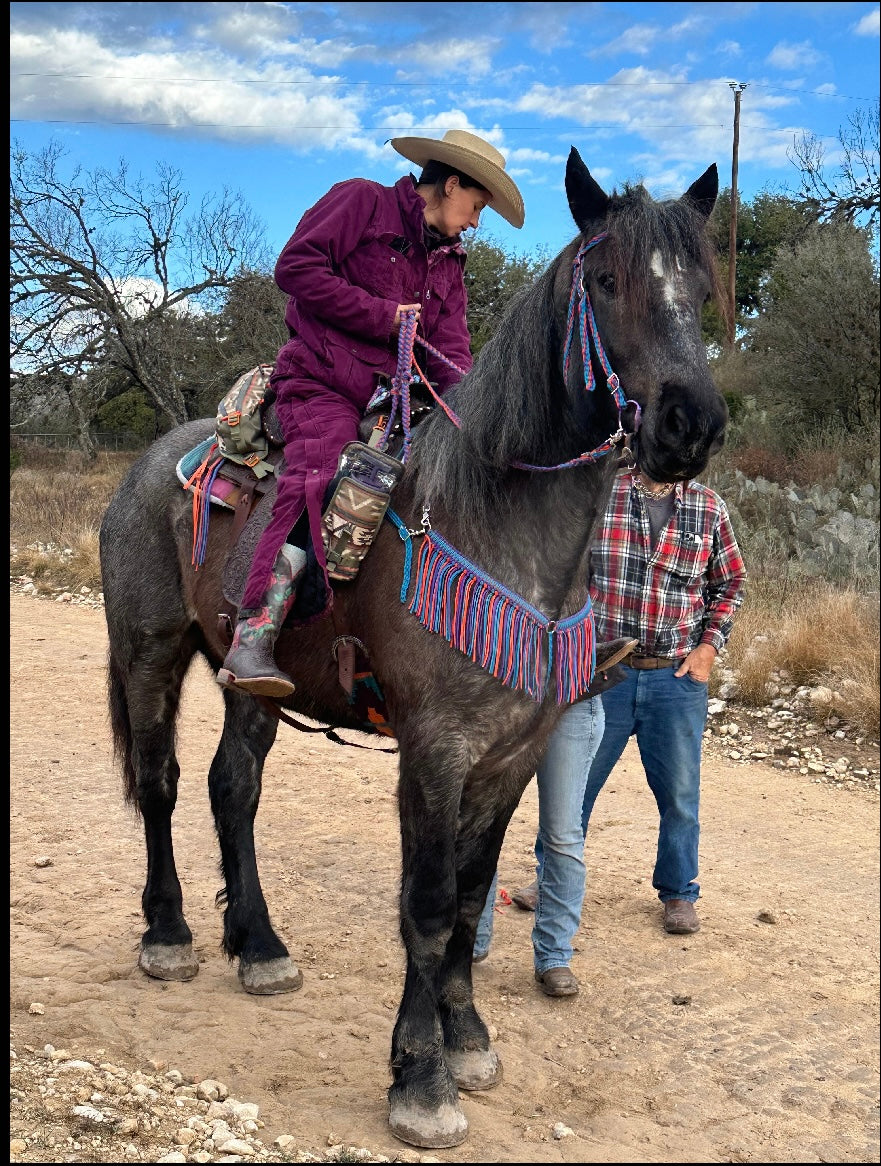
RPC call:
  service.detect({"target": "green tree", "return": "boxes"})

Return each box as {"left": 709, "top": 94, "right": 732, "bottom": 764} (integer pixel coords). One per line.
{"left": 706, "top": 189, "right": 816, "bottom": 336}
{"left": 463, "top": 234, "right": 548, "bottom": 355}
{"left": 95, "top": 388, "right": 157, "bottom": 443}
{"left": 746, "top": 219, "right": 879, "bottom": 440}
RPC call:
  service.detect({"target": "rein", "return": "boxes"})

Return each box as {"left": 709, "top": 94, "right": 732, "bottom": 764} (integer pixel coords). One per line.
{"left": 376, "top": 231, "right": 641, "bottom": 472}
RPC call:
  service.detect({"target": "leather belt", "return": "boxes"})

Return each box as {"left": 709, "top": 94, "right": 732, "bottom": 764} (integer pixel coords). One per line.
{"left": 623, "top": 654, "right": 678, "bottom": 670}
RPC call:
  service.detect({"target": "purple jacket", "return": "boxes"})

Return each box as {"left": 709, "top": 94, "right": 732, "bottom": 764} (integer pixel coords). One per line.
{"left": 272, "top": 175, "right": 473, "bottom": 405}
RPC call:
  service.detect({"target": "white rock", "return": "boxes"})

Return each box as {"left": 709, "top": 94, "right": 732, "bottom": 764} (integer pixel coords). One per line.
{"left": 71, "top": 1104, "right": 105, "bottom": 1124}
{"left": 553, "top": 1121, "right": 575, "bottom": 1138}
{"left": 224, "top": 1099, "right": 260, "bottom": 1122}
{"left": 217, "top": 1138, "right": 255, "bottom": 1156}
{"left": 197, "top": 1078, "right": 229, "bottom": 1102}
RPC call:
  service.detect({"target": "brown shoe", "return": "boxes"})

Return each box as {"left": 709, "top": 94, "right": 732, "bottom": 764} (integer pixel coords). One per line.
{"left": 663, "top": 899, "right": 700, "bottom": 934}
{"left": 534, "top": 967, "right": 579, "bottom": 997}
{"left": 511, "top": 880, "right": 538, "bottom": 911}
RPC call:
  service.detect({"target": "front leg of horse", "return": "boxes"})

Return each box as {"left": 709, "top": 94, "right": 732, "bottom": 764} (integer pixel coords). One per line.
{"left": 208, "top": 691, "right": 302, "bottom": 994}
{"left": 388, "top": 762, "right": 469, "bottom": 1148}
{"left": 437, "top": 800, "right": 524, "bottom": 1092}
{"left": 438, "top": 908, "right": 502, "bottom": 1092}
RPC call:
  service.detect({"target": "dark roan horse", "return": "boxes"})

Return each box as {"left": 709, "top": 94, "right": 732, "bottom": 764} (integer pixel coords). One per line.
{"left": 99, "top": 148, "right": 728, "bottom": 1149}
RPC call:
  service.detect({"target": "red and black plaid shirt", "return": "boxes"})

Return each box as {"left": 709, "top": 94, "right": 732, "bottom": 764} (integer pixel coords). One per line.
{"left": 589, "top": 470, "right": 747, "bottom": 659}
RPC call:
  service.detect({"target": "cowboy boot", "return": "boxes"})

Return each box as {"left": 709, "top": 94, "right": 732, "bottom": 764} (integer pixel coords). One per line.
{"left": 217, "top": 543, "right": 306, "bottom": 698}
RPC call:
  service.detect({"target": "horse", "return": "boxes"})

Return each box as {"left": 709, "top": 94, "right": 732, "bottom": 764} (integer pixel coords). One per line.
{"left": 99, "top": 147, "right": 728, "bottom": 1149}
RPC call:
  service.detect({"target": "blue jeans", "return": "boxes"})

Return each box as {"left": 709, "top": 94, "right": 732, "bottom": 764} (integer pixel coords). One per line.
{"left": 474, "top": 697, "right": 606, "bottom": 971}
{"left": 566, "top": 665, "right": 707, "bottom": 903}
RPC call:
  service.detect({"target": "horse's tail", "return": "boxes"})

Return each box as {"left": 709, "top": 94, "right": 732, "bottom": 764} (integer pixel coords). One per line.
{"left": 107, "top": 646, "right": 139, "bottom": 811}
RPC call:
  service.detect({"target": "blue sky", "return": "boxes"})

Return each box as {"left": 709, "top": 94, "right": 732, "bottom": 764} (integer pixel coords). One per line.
{"left": 10, "top": 1, "right": 880, "bottom": 265}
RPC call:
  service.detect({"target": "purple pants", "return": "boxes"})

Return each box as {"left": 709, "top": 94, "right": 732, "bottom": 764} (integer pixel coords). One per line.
{"left": 239, "top": 375, "right": 362, "bottom": 617}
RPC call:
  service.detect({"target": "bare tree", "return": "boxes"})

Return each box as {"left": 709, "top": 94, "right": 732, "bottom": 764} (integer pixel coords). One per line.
{"left": 10, "top": 138, "right": 273, "bottom": 444}
{"left": 788, "top": 100, "right": 880, "bottom": 228}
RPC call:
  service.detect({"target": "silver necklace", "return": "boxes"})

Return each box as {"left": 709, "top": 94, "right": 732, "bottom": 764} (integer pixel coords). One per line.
{"left": 632, "top": 474, "right": 675, "bottom": 499}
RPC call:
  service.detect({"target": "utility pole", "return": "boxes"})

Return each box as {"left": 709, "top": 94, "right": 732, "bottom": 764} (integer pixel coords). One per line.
{"left": 727, "top": 82, "right": 747, "bottom": 349}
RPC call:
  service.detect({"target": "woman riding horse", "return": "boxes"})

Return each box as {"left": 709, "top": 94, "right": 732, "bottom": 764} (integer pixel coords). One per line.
{"left": 218, "top": 130, "right": 525, "bottom": 698}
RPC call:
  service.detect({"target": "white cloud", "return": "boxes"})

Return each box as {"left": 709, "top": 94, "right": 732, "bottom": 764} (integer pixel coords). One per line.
{"left": 853, "top": 7, "right": 880, "bottom": 36}
{"left": 508, "top": 67, "right": 811, "bottom": 185}
{"left": 9, "top": 27, "right": 370, "bottom": 151}
{"left": 588, "top": 15, "right": 705, "bottom": 59}
{"left": 589, "top": 23, "right": 664, "bottom": 57}
{"left": 765, "top": 40, "right": 823, "bottom": 70}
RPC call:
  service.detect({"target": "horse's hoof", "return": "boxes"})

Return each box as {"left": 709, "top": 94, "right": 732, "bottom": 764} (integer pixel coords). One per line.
{"left": 445, "top": 1047, "right": 503, "bottom": 1091}
{"left": 238, "top": 956, "right": 303, "bottom": 994}
{"left": 388, "top": 1098, "right": 468, "bottom": 1149}
{"left": 138, "top": 943, "right": 199, "bottom": 982}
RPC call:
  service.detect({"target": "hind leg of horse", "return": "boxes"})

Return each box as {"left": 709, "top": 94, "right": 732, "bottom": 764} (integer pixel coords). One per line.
{"left": 388, "top": 750, "right": 470, "bottom": 1149}
{"left": 208, "top": 689, "right": 302, "bottom": 995}
{"left": 129, "top": 635, "right": 200, "bottom": 982}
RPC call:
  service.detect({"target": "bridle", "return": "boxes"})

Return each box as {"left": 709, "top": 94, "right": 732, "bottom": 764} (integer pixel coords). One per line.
{"left": 375, "top": 230, "right": 642, "bottom": 472}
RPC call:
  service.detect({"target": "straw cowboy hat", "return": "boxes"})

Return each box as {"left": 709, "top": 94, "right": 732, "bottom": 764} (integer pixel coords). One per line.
{"left": 390, "top": 129, "right": 525, "bottom": 229}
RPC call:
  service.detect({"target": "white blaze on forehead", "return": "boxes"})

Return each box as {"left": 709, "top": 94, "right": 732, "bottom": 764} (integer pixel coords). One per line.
{"left": 650, "top": 248, "right": 682, "bottom": 307}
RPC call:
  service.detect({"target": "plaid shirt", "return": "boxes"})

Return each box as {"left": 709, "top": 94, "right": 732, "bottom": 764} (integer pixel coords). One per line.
{"left": 589, "top": 470, "right": 747, "bottom": 659}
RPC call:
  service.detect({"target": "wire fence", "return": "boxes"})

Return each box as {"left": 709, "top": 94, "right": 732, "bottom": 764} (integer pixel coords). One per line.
{"left": 10, "top": 430, "right": 149, "bottom": 451}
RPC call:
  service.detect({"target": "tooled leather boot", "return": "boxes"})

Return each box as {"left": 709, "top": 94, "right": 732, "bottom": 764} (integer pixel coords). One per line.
{"left": 217, "top": 543, "right": 306, "bottom": 698}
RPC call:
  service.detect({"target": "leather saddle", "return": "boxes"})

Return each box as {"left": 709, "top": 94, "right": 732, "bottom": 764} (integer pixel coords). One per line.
{"left": 216, "top": 379, "right": 438, "bottom": 625}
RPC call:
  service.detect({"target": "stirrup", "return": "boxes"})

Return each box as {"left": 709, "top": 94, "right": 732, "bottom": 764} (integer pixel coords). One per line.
{"left": 217, "top": 666, "right": 295, "bottom": 699}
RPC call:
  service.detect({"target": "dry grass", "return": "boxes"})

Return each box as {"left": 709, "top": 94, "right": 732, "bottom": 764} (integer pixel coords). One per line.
{"left": 10, "top": 448, "right": 137, "bottom": 592}
{"left": 723, "top": 578, "right": 880, "bottom": 737}
{"left": 9, "top": 444, "right": 880, "bottom": 738}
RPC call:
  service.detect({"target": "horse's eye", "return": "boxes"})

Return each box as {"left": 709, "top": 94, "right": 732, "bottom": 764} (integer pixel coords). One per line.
{"left": 597, "top": 272, "right": 616, "bottom": 296}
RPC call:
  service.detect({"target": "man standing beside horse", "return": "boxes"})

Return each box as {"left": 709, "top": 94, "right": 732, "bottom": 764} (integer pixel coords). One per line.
{"left": 478, "top": 459, "right": 747, "bottom": 997}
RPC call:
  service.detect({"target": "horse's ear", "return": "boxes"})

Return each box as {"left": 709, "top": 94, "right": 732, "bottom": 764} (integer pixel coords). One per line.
{"left": 566, "top": 147, "right": 610, "bottom": 233}
{"left": 682, "top": 164, "right": 718, "bottom": 220}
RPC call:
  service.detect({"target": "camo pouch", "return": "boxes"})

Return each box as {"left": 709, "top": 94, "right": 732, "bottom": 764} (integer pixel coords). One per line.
{"left": 322, "top": 477, "right": 392, "bottom": 581}
{"left": 321, "top": 442, "right": 404, "bottom": 582}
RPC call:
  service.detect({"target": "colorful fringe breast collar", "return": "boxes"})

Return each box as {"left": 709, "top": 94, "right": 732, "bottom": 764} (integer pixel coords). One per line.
{"left": 386, "top": 510, "right": 595, "bottom": 704}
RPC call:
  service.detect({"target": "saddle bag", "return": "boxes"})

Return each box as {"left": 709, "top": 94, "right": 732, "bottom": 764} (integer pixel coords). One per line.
{"left": 215, "top": 364, "right": 278, "bottom": 478}
{"left": 322, "top": 442, "right": 404, "bottom": 582}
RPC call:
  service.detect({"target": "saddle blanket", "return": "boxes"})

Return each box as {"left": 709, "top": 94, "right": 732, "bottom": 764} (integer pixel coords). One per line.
{"left": 176, "top": 435, "right": 240, "bottom": 509}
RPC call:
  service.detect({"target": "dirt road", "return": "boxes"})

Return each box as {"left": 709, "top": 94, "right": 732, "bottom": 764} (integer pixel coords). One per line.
{"left": 9, "top": 593, "right": 880, "bottom": 1163}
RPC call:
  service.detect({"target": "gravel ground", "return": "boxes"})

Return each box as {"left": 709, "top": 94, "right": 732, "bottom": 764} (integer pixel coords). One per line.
{"left": 9, "top": 1040, "right": 438, "bottom": 1164}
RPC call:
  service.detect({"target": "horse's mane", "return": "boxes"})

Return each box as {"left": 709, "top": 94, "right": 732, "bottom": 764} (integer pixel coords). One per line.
{"left": 412, "top": 258, "right": 564, "bottom": 512}
{"left": 410, "top": 181, "right": 724, "bottom": 521}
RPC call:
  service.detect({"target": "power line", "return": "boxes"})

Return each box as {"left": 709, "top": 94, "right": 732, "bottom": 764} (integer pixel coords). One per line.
{"left": 11, "top": 72, "right": 877, "bottom": 101}
{"left": 11, "top": 117, "right": 739, "bottom": 131}
{"left": 12, "top": 116, "right": 825, "bottom": 133}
